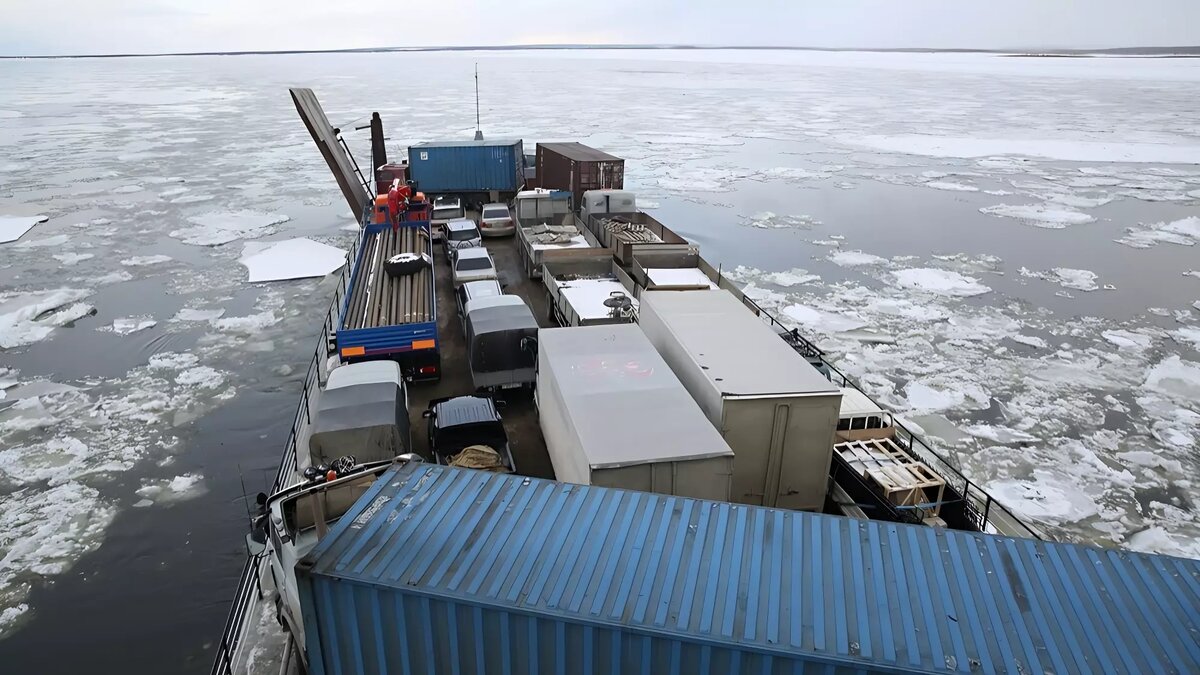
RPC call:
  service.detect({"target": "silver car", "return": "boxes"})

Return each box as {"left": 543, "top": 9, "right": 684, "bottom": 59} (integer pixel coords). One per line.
{"left": 451, "top": 247, "right": 498, "bottom": 288}
{"left": 479, "top": 202, "right": 515, "bottom": 237}
{"left": 442, "top": 218, "right": 482, "bottom": 264}
{"left": 430, "top": 195, "right": 465, "bottom": 241}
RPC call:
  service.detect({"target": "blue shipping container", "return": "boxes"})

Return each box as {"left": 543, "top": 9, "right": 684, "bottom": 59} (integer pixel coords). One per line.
{"left": 408, "top": 140, "right": 524, "bottom": 193}
{"left": 298, "top": 462, "right": 1200, "bottom": 675}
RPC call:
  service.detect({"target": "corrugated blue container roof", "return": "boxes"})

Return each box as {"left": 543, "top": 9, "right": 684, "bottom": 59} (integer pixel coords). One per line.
{"left": 304, "top": 462, "right": 1200, "bottom": 674}
{"left": 411, "top": 139, "right": 523, "bottom": 148}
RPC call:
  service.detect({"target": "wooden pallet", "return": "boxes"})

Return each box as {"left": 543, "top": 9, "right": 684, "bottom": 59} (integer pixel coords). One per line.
{"left": 835, "top": 438, "right": 946, "bottom": 517}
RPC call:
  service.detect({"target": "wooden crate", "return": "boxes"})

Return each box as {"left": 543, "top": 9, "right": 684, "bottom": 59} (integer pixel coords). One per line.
{"left": 835, "top": 438, "right": 946, "bottom": 517}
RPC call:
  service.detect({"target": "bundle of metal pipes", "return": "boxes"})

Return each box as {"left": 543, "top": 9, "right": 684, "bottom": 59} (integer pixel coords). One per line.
{"left": 343, "top": 226, "right": 432, "bottom": 329}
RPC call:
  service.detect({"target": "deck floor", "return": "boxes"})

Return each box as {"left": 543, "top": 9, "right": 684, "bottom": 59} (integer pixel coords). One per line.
{"left": 402, "top": 233, "right": 555, "bottom": 479}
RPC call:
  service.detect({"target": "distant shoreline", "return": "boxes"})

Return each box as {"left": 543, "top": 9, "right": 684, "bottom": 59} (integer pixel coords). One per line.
{"left": 2, "top": 44, "right": 1198, "bottom": 60}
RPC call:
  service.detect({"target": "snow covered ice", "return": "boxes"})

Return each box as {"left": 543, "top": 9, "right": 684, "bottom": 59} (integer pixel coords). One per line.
{"left": 0, "top": 215, "right": 48, "bottom": 244}
{"left": 238, "top": 238, "right": 347, "bottom": 283}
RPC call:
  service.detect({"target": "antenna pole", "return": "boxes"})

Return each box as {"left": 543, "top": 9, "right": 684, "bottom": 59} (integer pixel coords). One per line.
{"left": 474, "top": 63, "right": 483, "bottom": 141}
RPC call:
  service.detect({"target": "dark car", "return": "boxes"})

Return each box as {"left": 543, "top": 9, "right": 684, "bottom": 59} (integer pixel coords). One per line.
{"left": 422, "top": 396, "right": 515, "bottom": 472}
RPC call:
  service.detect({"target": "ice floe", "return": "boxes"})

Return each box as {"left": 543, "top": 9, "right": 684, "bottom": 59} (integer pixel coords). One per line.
{"left": 782, "top": 304, "right": 867, "bottom": 333}
{"left": 1115, "top": 216, "right": 1200, "bottom": 249}
{"left": 172, "top": 210, "right": 289, "bottom": 246}
{"left": 0, "top": 289, "right": 95, "bottom": 349}
{"left": 741, "top": 211, "right": 821, "bottom": 229}
{"left": 1102, "top": 329, "right": 1155, "bottom": 351}
{"left": 1172, "top": 326, "right": 1200, "bottom": 350}
{"left": 1143, "top": 355, "right": 1200, "bottom": 399}
{"left": 120, "top": 255, "right": 172, "bottom": 266}
{"left": 924, "top": 181, "right": 978, "bottom": 192}
{"left": 238, "top": 238, "right": 347, "bottom": 283}
{"left": 979, "top": 203, "right": 1096, "bottom": 228}
{"left": 134, "top": 473, "right": 207, "bottom": 503}
{"left": 0, "top": 215, "right": 49, "bottom": 244}
{"left": 172, "top": 307, "right": 225, "bottom": 322}
{"left": 100, "top": 317, "right": 157, "bottom": 336}
{"left": 828, "top": 250, "right": 887, "bottom": 267}
{"left": 15, "top": 234, "right": 71, "bottom": 249}
{"left": 890, "top": 268, "right": 991, "bottom": 297}
{"left": 52, "top": 253, "right": 95, "bottom": 266}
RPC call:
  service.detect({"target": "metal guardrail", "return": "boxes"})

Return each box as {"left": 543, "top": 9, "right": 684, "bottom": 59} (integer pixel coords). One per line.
{"left": 723, "top": 276, "right": 1042, "bottom": 541}
{"left": 210, "top": 220, "right": 366, "bottom": 675}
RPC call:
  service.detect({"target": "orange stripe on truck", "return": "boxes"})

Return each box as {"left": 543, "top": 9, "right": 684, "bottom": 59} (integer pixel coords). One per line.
{"left": 341, "top": 346, "right": 366, "bottom": 357}
{"left": 411, "top": 339, "right": 436, "bottom": 350}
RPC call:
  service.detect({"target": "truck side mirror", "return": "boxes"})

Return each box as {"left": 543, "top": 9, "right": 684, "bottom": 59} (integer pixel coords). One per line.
{"left": 245, "top": 532, "right": 267, "bottom": 557}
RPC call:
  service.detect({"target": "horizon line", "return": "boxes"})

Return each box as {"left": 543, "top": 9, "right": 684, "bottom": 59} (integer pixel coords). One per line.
{"left": 3, "top": 43, "right": 1199, "bottom": 60}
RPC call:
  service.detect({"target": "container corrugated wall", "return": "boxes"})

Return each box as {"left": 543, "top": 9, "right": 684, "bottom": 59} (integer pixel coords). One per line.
{"left": 536, "top": 144, "right": 625, "bottom": 208}
{"left": 299, "top": 463, "right": 1200, "bottom": 675}
{"left": 408, "top": 140, "right": 524, "bottom": 193}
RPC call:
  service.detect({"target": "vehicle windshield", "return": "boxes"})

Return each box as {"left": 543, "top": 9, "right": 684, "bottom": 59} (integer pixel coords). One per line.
{"left": 433, "top": 206, "right": 465, "bottom": 220}
{"left": 435, "top": 423, "right": 506, "bottom": 455}
{"left": 483, "top": 207, "right": 509, "bottom": 220}
{"left": 456, "top": 256, "right": 493, "bottom": 272}
{"left": 448, "top": 227, "right": 479, "bottom": 242}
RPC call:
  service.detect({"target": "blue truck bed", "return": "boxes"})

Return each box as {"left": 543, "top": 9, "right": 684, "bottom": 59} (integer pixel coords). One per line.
{"left": 336, "top": 212, "right": 439, "bottom": 379}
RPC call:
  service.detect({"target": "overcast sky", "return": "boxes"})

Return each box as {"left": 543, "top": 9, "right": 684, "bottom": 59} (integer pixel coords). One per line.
{"left": 2, "top": 0, "right": 1198, "bottom": 56}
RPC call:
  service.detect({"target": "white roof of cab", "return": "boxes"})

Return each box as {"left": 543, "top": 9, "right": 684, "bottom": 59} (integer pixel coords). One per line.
{"left": 462, "top": 279, "right": 502, "bottom": 299}
{"left": 839, "top": 388, "right": 886, "bottom": 417}
{"left": 456, "top": 247, "right": 492, "bottom": 260}
{"left": 326, "top": 361, "right": 403, "bottom": 390}
{"left": 446, "top": 219, "right": 479, "bottom": 232}
{"left": 464, "top": 294, "right": 525, "bottom": 315}
{"left": 483, "top": 202, "right": 509, "bottom": 211}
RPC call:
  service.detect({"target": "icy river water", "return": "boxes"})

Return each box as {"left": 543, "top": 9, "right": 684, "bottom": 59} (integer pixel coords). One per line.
{"left": 1, "top": 50, "right": 1198, "bottom": 672}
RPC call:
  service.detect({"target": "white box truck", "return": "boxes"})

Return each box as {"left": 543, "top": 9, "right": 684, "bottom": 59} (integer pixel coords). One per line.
{"left": 535, "top": 324, "right": 734, "bottom": 500}
{"left": 638, "top": 290, "right": 842, "bottom": 511}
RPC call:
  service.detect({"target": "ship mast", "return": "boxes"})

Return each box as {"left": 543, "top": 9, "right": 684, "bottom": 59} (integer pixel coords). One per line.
{"left": 474, "top": 63, "right": 484, "bottom": 141}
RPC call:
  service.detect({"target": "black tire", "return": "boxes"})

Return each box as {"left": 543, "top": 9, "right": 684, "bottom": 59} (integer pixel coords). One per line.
{"left": 385, "top": 252, "right": 430, "bottom": 277}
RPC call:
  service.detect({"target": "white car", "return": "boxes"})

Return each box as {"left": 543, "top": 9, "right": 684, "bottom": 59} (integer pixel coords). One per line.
{"left": 479, "top": 202, "right": 515, "bottom": 237}
{"left": 451, "top": 247, "right": 498, "bottom": 288}
{"left": 430, "top": 195, "right": 465, "bottom": 241}
{"left": 442, "top": 218, "right": 482, "bottom": 264}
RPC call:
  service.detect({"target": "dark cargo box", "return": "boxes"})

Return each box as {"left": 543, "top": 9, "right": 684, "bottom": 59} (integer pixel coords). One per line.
{"left": 535, "top": 142, "right": 624, "bottom": 207}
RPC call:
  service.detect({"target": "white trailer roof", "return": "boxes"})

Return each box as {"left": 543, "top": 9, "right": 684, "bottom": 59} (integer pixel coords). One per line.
{"left": 839, "top": 388, "right": 885, "bottom": 417}
{"left": 537, "top": 325, "right": 733, "bottom": 469}
{"left": 639, "top": 290, "right": 838, "bottom": 397}
{"left": 644, "top": 267, "right": 717, "bottom": 289}
{"left": 557, "top": 277, "right": 639, "bottom": 321}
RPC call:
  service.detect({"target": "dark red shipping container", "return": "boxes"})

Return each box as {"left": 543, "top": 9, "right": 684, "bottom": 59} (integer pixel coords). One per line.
{"left": 535, "top": 142, "right": 624, "bottom": 208}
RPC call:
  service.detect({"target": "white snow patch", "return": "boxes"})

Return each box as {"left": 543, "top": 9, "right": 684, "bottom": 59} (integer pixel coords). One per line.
{"left": 173, "top": 211, "right": 290, "bottom": 246}
{"left": 979, "top": 203, "right": 1096, "bottom": 228}
{"left": 120, "top": 255, "right": 172, "bottom": 266}
{"left": 238, "top": 238, "right": 346, "bottom": 283}
{"left": 891, "top": 268, "right": 991, "bottom": 297}
{"left": 845, "top": 134, "right": 1200, "bottom": 164}
{"left": 0, "top": 215, "right": 48, "bottom": 244}
{"left": 828, "top": 250, "right": 886, "bottom": 267}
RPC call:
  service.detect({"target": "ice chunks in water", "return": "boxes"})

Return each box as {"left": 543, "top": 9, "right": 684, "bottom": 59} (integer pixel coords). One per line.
{"left": 171, "top": 210, "right": 290, "bottom": 246}
{"left": 846, "top": 134, "right": 1200, "bottom": 163}
{"left": 0, "top": 289, "right": 94, "bottom": 349}
{"left": 828, "top": 250, "right": 887, "bottom": 267}
{"left": 1116, "top": 216, "right": 1200, "bottom": 249}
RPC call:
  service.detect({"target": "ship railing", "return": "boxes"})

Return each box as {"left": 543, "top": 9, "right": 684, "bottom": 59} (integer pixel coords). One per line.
{"left": 707, "top": 266, "right": 1042, "bottom": 541}
{"left": 211, "top": 216, "right": 368, "bottom": 675}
